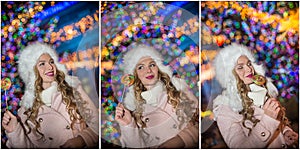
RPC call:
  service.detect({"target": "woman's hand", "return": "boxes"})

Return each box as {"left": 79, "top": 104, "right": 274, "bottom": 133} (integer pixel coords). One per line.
{"left": 2, "top": 110, "right": 18, "bottom": 133}
{"left": 60, "top": 136, "right": 86, "bottom": 148}
{"left": 263, "top": 98, "right": 280, "bottom": 120}
{"left": 284, "top": 130, "right": 298, "bottom": 146}
{"left": 158, "top": 135, "right": 185, "bottom": 148}
{"left": 115, "top": 103, "right": 132, "bottom": 126}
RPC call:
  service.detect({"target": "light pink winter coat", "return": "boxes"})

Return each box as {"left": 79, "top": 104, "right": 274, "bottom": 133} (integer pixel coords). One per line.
{"left": 6, "top": 78, "right": 99, "bottom": 148}
{"left": 120, "top": 80, "right": 199, "bottom": 148}
{"left": 214, "top": 104, "right": 292, "bottom": 148}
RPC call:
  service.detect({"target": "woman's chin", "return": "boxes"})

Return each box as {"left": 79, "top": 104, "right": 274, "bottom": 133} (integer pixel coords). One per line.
{"left": 243, "top": 80, "right": 253, "bottom": 85}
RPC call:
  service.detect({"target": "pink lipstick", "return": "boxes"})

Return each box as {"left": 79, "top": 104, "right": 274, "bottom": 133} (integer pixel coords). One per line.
{"left": 46, "top": 71, "right": 54, "bottom": 76}
{"left": 146, "top": 75, "right": 154, "bottom": 79}
{"left": 246, "top": 74, "right": 253, "bottom": 78}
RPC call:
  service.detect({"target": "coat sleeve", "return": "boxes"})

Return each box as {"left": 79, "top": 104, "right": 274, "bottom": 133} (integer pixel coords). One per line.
{"left": 283, "top": 125, "right": 294, "bottom": 134}
{"left": 6, "top": 108, "right": 35, "bottom": 148}
{"left": 77, "top": 127, "right": 98, "bottom": 148}
{"left": 177, "top": 87, "right": 199, "bottom": 148}
{"left": 177, "top": 121, "right": 199, "bottom": 148}
{"left": 214, "top": 104, "right": 280, "bottom": 148}
{"left": 75, "top": 81, "right": 99, "bottom": 148}
{"left": 119, "top": 119, "right": 146, "bottom": 148}
{"left": 172, "top": 77, "right": 199, "bottom": 148}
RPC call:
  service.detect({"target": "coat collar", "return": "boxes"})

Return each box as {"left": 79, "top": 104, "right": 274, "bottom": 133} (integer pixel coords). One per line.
{"left": 141, "top": 81, "right": 165, "bottom": 107}
{"left": 247, "top": 84, "right": 267, "bottom": 107}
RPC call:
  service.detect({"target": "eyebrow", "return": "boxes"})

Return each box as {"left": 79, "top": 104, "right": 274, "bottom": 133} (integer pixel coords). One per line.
{"left": 136, "top": 60, "right": 156, "bottom": 66}
{"left": 236, "top": 60, "right": 251, "bottom": 66}
{"left": 38, "top": 60, "right": 46, "bottom": 63}
{"left": 38, "top": 58, "right": 53, "bottom": 63}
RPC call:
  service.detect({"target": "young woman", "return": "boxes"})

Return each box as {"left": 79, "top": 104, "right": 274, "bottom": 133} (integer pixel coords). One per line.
{"left": 212, "top": 43, "right": 298, "bottom": 148}
{"left": 2, "top": 42, "right": 99, "bottom": 148}
{"left": 115, "top": 45, "right": 199, "bottom": 148}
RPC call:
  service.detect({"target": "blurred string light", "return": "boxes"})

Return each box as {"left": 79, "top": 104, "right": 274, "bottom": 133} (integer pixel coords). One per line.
{"left": 201, "top": 1, "right": 299, "bottom": 101}
{"left": 60, "top": 46, "right": 99, "bottom": 71}
{"left": 49, "top": 10, "right": 99, "bottom": 44}
{"left": 101, "top": 1, "right": 199, "bottom": 145}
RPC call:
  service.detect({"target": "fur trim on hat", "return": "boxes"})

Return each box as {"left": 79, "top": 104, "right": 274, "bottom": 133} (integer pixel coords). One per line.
{"left": 212, "top": 43, "right": 278, "bottom": 112}
{"left": 18, "top": 42, "right": 79, "bottom": 109}
{"left": 122, "top": 45, "right": 173, "bottom": 77}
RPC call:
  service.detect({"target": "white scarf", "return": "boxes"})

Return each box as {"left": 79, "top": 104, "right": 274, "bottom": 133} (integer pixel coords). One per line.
{"left": 41, "top": 82, "right": 58, "bottom": 107}
{"left": 247, "top": 84, "right": 268, "bottom": 107}
{"left": 141, "top": 81, "right": 165, "bottom": 107}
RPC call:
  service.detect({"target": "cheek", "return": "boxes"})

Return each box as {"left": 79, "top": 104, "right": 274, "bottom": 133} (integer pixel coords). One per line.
{"left": 235, "top": 70, "right": 244, "bottom": 79}
{"left": 37, "top": 67, "right": 44, "bottom": 76}
{"left": 136, "top": 70, "right": 144, "bottom": 79}
{"left": 153, "top": 67, "right": 158, "bottom": 75}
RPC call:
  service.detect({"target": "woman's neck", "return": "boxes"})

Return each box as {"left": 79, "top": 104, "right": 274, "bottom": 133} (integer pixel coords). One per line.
{"left": 144, "top": 81, "right": 159, "bottom": 90}
{"left": 42, "top": 82, "right": 52, "bottom": 89}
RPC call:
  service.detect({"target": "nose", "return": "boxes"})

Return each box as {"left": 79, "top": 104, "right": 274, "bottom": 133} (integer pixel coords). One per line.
{"left": 245, "top": 65, "right": 252, "bottom": 72}
{"left": 146, "top": 66, "right": 152, "bottom": 73}
{"left": 46, "top": 63, "right": 54, "bottom": 70}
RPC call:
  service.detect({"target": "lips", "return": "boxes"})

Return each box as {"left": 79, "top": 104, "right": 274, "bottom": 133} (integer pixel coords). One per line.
{"left": 146, "top": 75, "right": 154, "bottom": 79}
{"left": 246, "top": 74, "right": 253, "bottom": 78}
{"left": 45, "top": 71, "right": 54, "bottom": 77}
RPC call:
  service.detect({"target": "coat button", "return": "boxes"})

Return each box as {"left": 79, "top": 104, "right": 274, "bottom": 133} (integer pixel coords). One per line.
{"left": 155, "top": 136, "right": 160, "bottom": 140}
{"left": 145, "top": 118, "right": 149, "bottom": 122}
{"left": 173, "top": 124, "right": 177, "bottom": 129}
{"left": 38, "top": 118, "right": 43, "bottom": 122}
{"left": 49, "top": 137, "right": 53, "bottom": 140}
{"left": 281, "top": 144, "right": 286, "bottom": 148}
{"left": 261, "top": 132, "right": 265, "bottom": 137}
{"left": 66, "top": 125, "right": 70, "bottom": 129}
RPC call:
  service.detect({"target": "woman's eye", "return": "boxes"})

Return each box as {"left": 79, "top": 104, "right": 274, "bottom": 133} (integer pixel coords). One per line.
{"left": 39, "top": 62, "right": 45, "bottom": 66}
{"left": 137, "top": 66, "right": 143, "bottom": 70}
{"left": 50, "top": 60, "right": 55, "bottom": 64}
{"left": 237, "top": 66, "right": 243, "bottom": 70}
{"left": 149, "top": 63, "right": 156, "bottom": 67}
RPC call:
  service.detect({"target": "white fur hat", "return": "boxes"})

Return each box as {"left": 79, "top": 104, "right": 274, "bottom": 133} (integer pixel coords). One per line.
{"left": 122, "top": 45, "right": 173, "bottom": 77}
{"left": 18, "top": 42, "right": 76, "bottom": 109}
{"left": 213, "top": 43, "right": 278, "bottom": 111}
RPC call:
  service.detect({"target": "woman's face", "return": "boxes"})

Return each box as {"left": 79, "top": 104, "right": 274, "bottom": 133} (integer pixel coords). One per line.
{"left": 135, "top": 57, "right": 159, "bottom": 90}
{"left": 234, "top": 55, "right": 255, "bottom": 85}
{"left": 36, "top": 53, "right": 57, "bottom": 84}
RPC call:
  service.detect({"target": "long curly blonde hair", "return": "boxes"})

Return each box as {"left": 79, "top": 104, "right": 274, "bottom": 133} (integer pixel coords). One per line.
{"left": 23, "top": 67, "right": 90, "bottom": 139}
{"left": 233, "top": 70, "right": 290, "bottom": 135}
{"left": 132, "top": 68, "right": 194, "bottom": 129}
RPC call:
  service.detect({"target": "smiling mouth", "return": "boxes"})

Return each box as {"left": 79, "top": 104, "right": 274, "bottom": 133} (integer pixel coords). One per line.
{"left": 45, "top": 71, "right": 54, "bottom": 77}
{"left": 146, "top": 75, "right": 154, "bottom": 79}
{"left": 246, "top": 74, "right": 253, "bottom": 78}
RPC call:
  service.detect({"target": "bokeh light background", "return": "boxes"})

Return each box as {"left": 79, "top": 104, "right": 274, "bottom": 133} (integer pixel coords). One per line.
{"left": 101, "top": 1, "right": 199, "bottom": 147}
{"left": 1, "top": 1, "right": 99, "bottom": 147}
{"left": 201, "top": 1, "right": 299, "bottom": 148}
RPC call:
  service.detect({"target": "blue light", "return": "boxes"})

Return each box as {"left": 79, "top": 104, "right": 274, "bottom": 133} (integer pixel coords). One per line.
{"left": 157, "top": 1, "right": 189, "bottom": 16}
{"left": 170, "top": 1, "right": 188, "bottom": 7}
{"left": 34, "top": 1, "right": 78, "bottom": 20}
